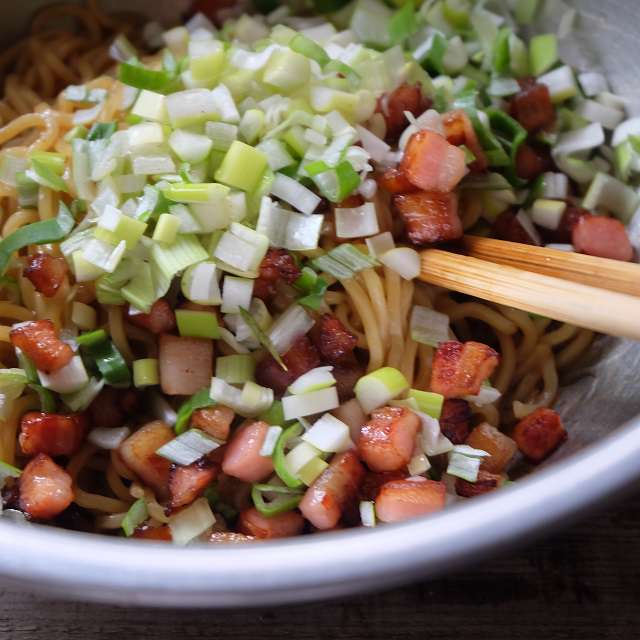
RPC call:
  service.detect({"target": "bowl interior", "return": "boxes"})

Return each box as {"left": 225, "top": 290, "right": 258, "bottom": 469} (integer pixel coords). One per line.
{"left": 1, "top": 0, "right": 640, "bottom": 608}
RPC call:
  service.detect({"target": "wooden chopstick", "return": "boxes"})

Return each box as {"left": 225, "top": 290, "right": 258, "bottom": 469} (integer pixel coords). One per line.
{"left": 419, "top": 249, "right": 640, "bottom": 341}
{"left": 462, "top": 235, "right": 640, "bottom": 297}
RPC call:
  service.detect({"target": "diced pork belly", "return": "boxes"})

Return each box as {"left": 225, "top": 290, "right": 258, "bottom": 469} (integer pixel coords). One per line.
{"left": 394, "top": 191, "right": 462, "bottom": 246}
{"left": 10, "top": 320, "right": 73, "bottom": 373}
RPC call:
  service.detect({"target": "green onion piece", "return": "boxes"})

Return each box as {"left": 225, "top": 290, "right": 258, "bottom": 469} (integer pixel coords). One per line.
{"left": 418, "top": 32, "right": 447, "bottom": 76}
{"left": 156, "top": 428, "right": 222, "bottom": 466}
{"left": 84, "top": 337, "right": 131, "bottom": 388}
{"left": 16, "top": 351, "right": 38, "bottom": 384}
{"left": 259, "top": 399, "right": 287, "bottom": 426}
{"left": 118, "top": 61, "right": 174, "bottom": 93}
{"left": 529, "top": 33, "right": 558, "bottom": 77}
{"left": 290, "top": 34, "right": 330, "bottom": 67}
{"left": 493, "top": 27, "right": 511, "bottom": 74}
{"left": 87, "top": 122, "right": 117, "bottom": 141}
{"left": 297, "top": 276, "right": 328, "bottom": 311}
{"left": 273, "top": 422, "right": 304, "bottom": 489}
{"left": 215, "top": 354, "right": 255, "bottom": 384}
{"left": 294, "top": 266, "right": 318, "bottom": 292}
{"left": 121, "top": 498, "right": 148, "bottom": 536}
{"left": 133, "top": 358, "right": 159, "bottom": 388}
{"left": 76, "top": 329, "right": 108, "bottom": 348}
{"left": 30, "top": 158, "right": 69, "bottom": 193}
{"left": 30, "top": 151, "right": 65, "bottom": 175}
{"left": 238, "top": 307, "right": 287, "bottom": 371}
{"left": 175, "top": 388, "right": 215, "bottom": 435}
{"left": 175, "top": 309, "right": 220, "bottom": 340}
{"left": 408, "top": 389, "right": 444, "bottom": 419}
{"left": 442, "top": 0, "right": 471, "bottom": 29}
{"left": 486, "top": 108, "right": 528, "bottom": 185}
{"left": 514, "top": 0, "right": 540, "bottom": 25}
{"left": 324, "top": 60, "right": 361, "bottom": 88}
{"left": 70, "top": 199, "right": 87, "bottom": 219}
{"left": 251, "top": 483, "right": 303, "bottom": 517}
{"left": 15, "top": 172, "right": 39, "bottom": 208}
{"left": 28, "top": 383, "right": 57, "bottom": 413}
{"left": 389, "top": 0, "right": 417, "bottom": 45}
{"left": 0, "top": 201, "right": 74, "bottom": 275}
{"left": 306, "top": 160, "right": 360, "bottom": 203}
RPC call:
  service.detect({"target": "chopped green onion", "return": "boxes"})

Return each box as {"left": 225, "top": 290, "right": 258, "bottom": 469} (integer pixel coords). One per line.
{"left": 83, "top": 336, "right": 131, "bottom": 388}
{"left": 76, "top": 329, "right": 108, "bottom": 348}
{"left": 297, "top": 275, "right": 328, "bottom": 311}
{"left": 0, "top": 201, "right": 74, "bottom": 275}
{"left": 307, "top": 160, "right": 360, "bottom": 203}
{"left": 239, "top": 307, "right": 287, "bottom": 371}
{"left": 301, "top": 413, "right": 351, "bottom": 453}
{"left": 408, "top": 389, "right": 444, "bottom": 419}
{"left": 30, "top": 151, "right": 65, "bottom": 175}
{"left": 215, "top": 141, "right": 268, "bottom": 193}
{"left": 175, "top": 388, "right": 215, "bottom": 436}
{"left": 215, "top": 354, "right": 255, "bottom": 384}
{"left": 87, "top": 122, "right": 117, "bottom": 141}
{"left": 251, "top": 483, "right": 303, "bottom": 516}
{"left": 15, "top": 172, "right": 39, "bottom": 208}
{"left": 529, "top": 33, "right": 558, "bottom": 77}
{"left": 273, "top": 422, "right": 304, "bottom": 489}
{"left": 118, "top": 61, "right": 174, "bottom": 93}
{"left": 157, "top": 428, "right": 221, "bottom": 466}
{"left": 282, "top": 386, "right": 339, "bottom": 421}
{"left": 133, "top": 358, "right": 159, "bottom": 387}
{"left": 410, "top": 305, "right": 450, "bottom": 347}
{"left": 122, "top": 498, "right": 148, "bottom": 537}
{"left": 259, "top": 399, "right": 287, "bottom": 426}
{"left": 175, "top": 309, "right": 220, "bottom": 339}
{"left": 359, "top": 500, "right": 376, "bottom": 527}
{"left": 29, "top": 158, "right": 69, "bottom": 193}
{"left": 169, "top": 497, "right": 215, "bottom": 546}
{"left": 38, "top": 355, "right": 88, "bottom": 395}
{"left": 389, "top": 0, "right": 416, "bottom": 45}
{"left": 61, "top": 377, "right": 104, "bottom": 412}
{"left": 312, "top": 243, "right": 378, "bottom": 280}
{"left": 28, "top": 383, "right": 56, "bottom": 413}
{"left": 355, "top": 367, "right": 409, "bottom": 414}
{"left": 152, "top": 213, "right": 181, "bottom": 244}
{"left": 289, "top": 34, "right": 330, "bottom": 67}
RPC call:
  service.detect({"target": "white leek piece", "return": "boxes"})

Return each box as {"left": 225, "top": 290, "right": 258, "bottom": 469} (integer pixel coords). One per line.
{"left": 410, "top": 305, "right": 450, "bottom": 347}
{"left": 354, "top": 367, "right": 409, "bottom": 414}
{"left": 334, "top": 202, "right": 379, "bottom": 239}
{"left": 379, "top": 247, "right": 420, "bottom": 280}
{"left": 38, "top": 356, "right": 89, "bottom": 394}
{"left": 282, "top": 386, "right": 340, "bottom": 420}
{"left": 288, "top": 366, "right": 336, "bottom": 395}
{"left": 301, "top": 413, "right": 352, "bottom": 453}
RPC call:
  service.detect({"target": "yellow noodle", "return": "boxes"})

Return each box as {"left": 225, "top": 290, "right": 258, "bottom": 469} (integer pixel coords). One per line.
{"left": 108, "top": 305, "right": 134, "bottom": 362}
{"left": 500, "top": 307, "right": 539, "bottom": 362}
{"left": 75, "top": 489, "right": 131, "bottom": 514}
{"left": 107, "top": 462, "right": 135, "bottom": 503}
{"left": 556, "top": 330, "right": 594, "bottom": 370}
{"left": 2, "top": 209, "right": 38, "bottom": 236}
{"left": 384, "top": 267, "right": 404, "bottom": 369}
{"left": 67, "top": 443, "right": 98, "bottom": 480}
{"left": 0, "top": 302, "right": 34, "bottom": 321}
{"left": 360, "top": 268, "right": 389, "bottom": 354}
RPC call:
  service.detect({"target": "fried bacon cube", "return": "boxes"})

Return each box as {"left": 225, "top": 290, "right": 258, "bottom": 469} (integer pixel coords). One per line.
{"left": 430, "top": 341, "right": 500, "bottom": 399}
{"left": 377, "top": 82, "right": 431, "bottom": 141}
{"left": 394, "top": 191, "right": 462, "bottom": 246}
{"left": 168, "top": 459, "right": 218, "bottom": 509}
{"left": 237, "top": 507, "right": 304, "bottom": 539}
{"left": 127, "top": 298, "right": 176, "bottom": 335}
{"left": 191, "top": 405, "right": 234, "bottom": 441}
{"left": 311, "top": 314, "right": 357, "bottom": 364}
{"left": 377, "top": 167, "right": 418, "bottom": 195}
{"left": 24, "top": 253, "right": 68, "bottom": 298}
{"left": 255, "top": 335, "right": 321, "bottom": 396}
{"left": 513, "top": 407, "right": 567, "bottom": 463}
{"left": 442, "top": 109, "right": 488, "bottom": 172}
{"left": 510, "top": 80, "right": 555, "bottom": 133}
{"left": 375, "top": 478, "right": 446, "bottom": 523}
{"left": 19, "top": 453, "right": 74, "bottom": 520}
{"left": 19, "top": 412, "right": 87, "bottom": 457}
{"left": 466, "top": 422, "right": 517, "bottom": 474}
{"left": 10, "top": 319, "right": 74, "bottom": 373}
{"left": 455, "top": 470, "right": 505, "bottom": 498}
{"left": 253, "top": 248, "right": 301, "bottom": 302}
{"left": 439, "top": 399, "right": 472, "bottom": 445}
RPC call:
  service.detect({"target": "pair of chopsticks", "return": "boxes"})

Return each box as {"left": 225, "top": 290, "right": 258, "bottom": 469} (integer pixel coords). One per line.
{"left": 419, "top": 236, "right": 640, "bottom": 341}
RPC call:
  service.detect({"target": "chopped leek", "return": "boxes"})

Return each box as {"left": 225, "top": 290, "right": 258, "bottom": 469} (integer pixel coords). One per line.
{"left": 251, "top": 483, "right": 303, "bottom": 516}
{"left": 133, "top": 358, "right": 159, "bottom": 387}
{"left": 239, "top": 307, "right": 287, "bottom": 370}
{"left": 121, "top": 498, "right": 148, "bottom": 537}
{"left": 355, "top": 367, "right": 409, "bottom": 414}
{"left": 273, "top": 422, "right": 304, "bottom": 489}
{"left": 157, "top": 428, "right": 221, "bottom": 466}
{"left": 215, "top": 354, "right": 255, "bottom": 384}
{"left": 175, "top": 309, "right": 220, "bottom": 339}
{"left": 0, "top": 202, "right": 74, "bottom": 275}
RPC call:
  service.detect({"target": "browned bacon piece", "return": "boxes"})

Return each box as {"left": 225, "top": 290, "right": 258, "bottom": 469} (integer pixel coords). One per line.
{"left": 127, "top": 298, "right": 176, "bottom": 335}
{"left": 439, "top": 399, "right": 472, "bottom": 445}
{"left": 19, "top": 412, "right": 87, "bottom": 457}
{"left": 443, "top": 109, "right": 488, "bottom": 172}
{"left": 494, "top": 210, "right": 536, "bottom": 245}
{"left": 545, "top": 206, "right": 591, "bottom": 244}
{"left": 510, "top": 80, "right": 555, "bottom": 132}
{"left": 377, "top": 83, "right": 432, "bottom": 141}
{"left": 430, "top": 341, "right": 500, "bottom": 399}
{"left": 10, "top": 320, "right": 74, "bottom": 373}
{"left": 455, "top": 470, "right": 505, "bottom": 498}
{"left": 299, "top": 450, "right": 365, "bottom": 530}
{"left": 24, "top": 253, "right": 68, "bottom": 298}
{"left": 19, "top": 453, "right": 74, "bottom": 520}
{"left": 169, "top": 459, "right": 218, "bottom": 509}
{"left": 375, "top": 478, "right": 446, "bottom": 523}
{"left": 221, "top": 420, "right": 274, "bottom": 483}
{"left": 311, "top": 314, "right": 357, "bottom": 364}
{"left": 572, "top": 215, "right": 634, "bottom": 262}
{"left": 134, "top": 524, "right": 172, "bottom": 541}
{"left": 377, "top": 167, "right": 418, "bottom": 195}
{"left": 253, "top": 248, "right": 301, "bottom": 301}
{"left": 515, "top": 142, "right": 551, "bottom": 181}
{"left": 237, "top": 507, "right": 305, "bottom": 539}
{"left": 394, "top": 191, "right": 462, "bottom": 246}
{"left": 466, "top": 423, "right": 517, "bottom": 474}
{"left": 191, "top": 405, "right": 234, "bottom": 441}
{"left": 333, "top": 360, "right": 365, "bottom": 403}
{"left": 119, "top": 420, "right": 174, "bottom": 498}
{"left": 255, "top": 336, "right": 321, "bottom": 396}
{"left": 513, "top": 407, "right": 567, "bottom": 463}
{"left": 359, "top": 470, "right": 408, "bottom": 502}
{"left": 358, "top": 406, "right": 420, "bottom": 473}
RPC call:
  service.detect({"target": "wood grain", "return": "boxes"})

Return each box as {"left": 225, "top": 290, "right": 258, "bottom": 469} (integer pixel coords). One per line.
{"left": 420, "top": 249, "right": 640, "bottom": 340}
{"left": 1, "top": 492, "right": 639, "bottom": 640}
{"left": 463, "top": 235, "right": 640, "bottom": 297}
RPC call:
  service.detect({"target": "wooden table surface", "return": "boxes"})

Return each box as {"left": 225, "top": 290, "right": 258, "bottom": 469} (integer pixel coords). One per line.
{"left": 1, "top": 493, "right": 639, "bottom": 640}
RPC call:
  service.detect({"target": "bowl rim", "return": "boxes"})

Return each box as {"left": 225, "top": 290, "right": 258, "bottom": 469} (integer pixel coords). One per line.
{"left": 1, "top": 413, "right": 638, "bottom": 607}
